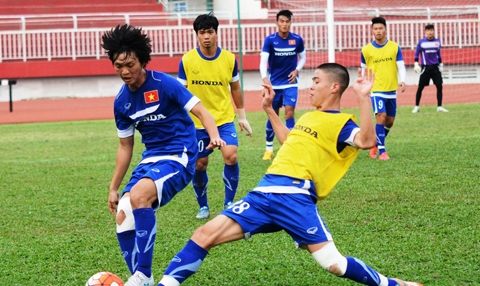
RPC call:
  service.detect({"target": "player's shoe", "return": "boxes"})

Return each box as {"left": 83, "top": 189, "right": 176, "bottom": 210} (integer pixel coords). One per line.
{"left": 411, "top": 106, "right": 420, "bottom": 113}
{"left": 196, "top": 206, "right": 210, "bottom": 219}
{"left": 369, "top": 147, "right": 378, "bottom": 159}
{"left": 224, "top": 201, "right": 233, "bottom": 210}
{"left": 125, "top": 271, "right": 154, "bottom": 286}
{"left": 392, "top": 278, "right": 423, "bottom": 286}
{"left": 378, "top": 152, "right": 390, "bottom": 161}
{"left": 262, "top": 150, "right": 274, "bottom": 160}
{"left": 437, "top": 106, "right": 449, "bottom": 112}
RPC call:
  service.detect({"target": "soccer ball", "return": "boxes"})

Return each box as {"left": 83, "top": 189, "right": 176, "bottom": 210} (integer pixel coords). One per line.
{"left": 86, "top": 271, "right": 124, "bottom": 286}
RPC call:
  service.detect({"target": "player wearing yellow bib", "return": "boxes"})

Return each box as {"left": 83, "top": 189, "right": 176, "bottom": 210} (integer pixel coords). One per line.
{"left": 177, "top": 13, "right": 252, "bottom": 219}
{"left": 361, "top": 17, "right": 406, "bottom": 161}
{"left": 158, "top": 64, "right": 423, "bottom": 286}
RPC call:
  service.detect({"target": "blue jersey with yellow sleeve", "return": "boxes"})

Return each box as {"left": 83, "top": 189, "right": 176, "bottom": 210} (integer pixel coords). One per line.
{"left": 178, "top": 47, "right": 239, "bottom": 129}
{"left": 113, "top": 70, "right": 199, "bottom": 170}
{"left": 361, "top": 40, "right": 403, "bottom": 95}
{"left": 264, "top": 110, "right": 359, "bottom": 200}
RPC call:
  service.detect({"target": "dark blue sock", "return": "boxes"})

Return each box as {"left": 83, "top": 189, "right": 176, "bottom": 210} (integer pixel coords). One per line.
{"left": 384, "top": 126, "right": 390, "bottom": 138}
{"left": 163, "top": 239, "right": 208, "bottom": 284}
{"left": 223, "top": 162, "right": 239, "bottom": 205}
{"left": 117, "top": 230, "right": 136, "bottom": 274}
{"left": 132, "top": 208, "right": 156, "bottom": 278}
{"left": 342, "top": 256, "right": 381, "bottom": 285}
{"left": 286, "top": 117, "right": 295, "bottom": 130}
{"left": 375, "top": 124, "right": 386, "bottom": 154}
{"left": 193, "top": 170, "right": 208, "bottom": 208}
{"left": 266, "top": 119, "right": 275, "bottom": 144}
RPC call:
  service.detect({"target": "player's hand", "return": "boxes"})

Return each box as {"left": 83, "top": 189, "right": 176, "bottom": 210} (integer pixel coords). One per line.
{"left": 400, "top": 82, "right": 406, "bottom": 93}
{"left": 414, "top": 62, "right": 421, "bottom": 73}
{"left": 237, "top": 108, "right": 252, "bottom": 136}
{"left": 108, "top": 189, "right": 120, "bottom": 217}
{"left": 261, "top": 83, "right": 275, "bottom": 110}
{"left": 288, "top": 69, "right": 298, "bottom": 84}
{"left": 206, "top": 137, "right": 226, "bottom": 150}
{"left": 353, "top": 68, "right": 375, "bottom": 99}
{"left": 438, "top": 63, "right": 444, "bottom": 73}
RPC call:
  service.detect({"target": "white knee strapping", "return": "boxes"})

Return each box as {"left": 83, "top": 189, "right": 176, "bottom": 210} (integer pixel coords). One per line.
{"left": 311, "top": 242, "right": 347, "bottom": 275}
{"left": 116, "top": 196, "right": 135, "bottom": 233}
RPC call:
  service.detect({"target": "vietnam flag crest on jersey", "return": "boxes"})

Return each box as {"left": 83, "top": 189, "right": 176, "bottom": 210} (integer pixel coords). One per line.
{"left": 144, "top": 90, "right": 159, "bottom": 104}
{"left": 288, "top": 39, "right": 296, "bottom": 45}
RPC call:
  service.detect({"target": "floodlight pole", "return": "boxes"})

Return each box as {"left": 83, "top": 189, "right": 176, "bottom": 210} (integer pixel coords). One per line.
{"left": 236, "top": 0, "right": 244, "bottom": 100}
{"left": 326, "top": 0, "right": 335, "bottom": 62}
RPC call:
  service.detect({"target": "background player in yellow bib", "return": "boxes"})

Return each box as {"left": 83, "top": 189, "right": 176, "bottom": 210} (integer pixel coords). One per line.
{"left": 177, "top": 12, "right": 252, "bottom": 219}
{"left": 361, "top": 16, "right": 406, "bottom": 161}
{"left": 158, "top": 64, "right": 423, "bottom": 286}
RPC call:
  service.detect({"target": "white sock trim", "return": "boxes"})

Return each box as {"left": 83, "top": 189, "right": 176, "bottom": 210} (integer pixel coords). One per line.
{"left": 159, "top": 275, "right": 180, "bottom": 286}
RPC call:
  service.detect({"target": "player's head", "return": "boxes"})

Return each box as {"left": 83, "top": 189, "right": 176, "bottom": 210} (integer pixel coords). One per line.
{"left": 101, "top": 24, "right": 152, "bottom": 67}
{"left": 193, "top": 12, "right": 219, "bottom": 34}
{"left": 102, "top": 24, "right": 151, "bottom": 88}
{"left": 371, "top": 17, "right": 387, "bottom": 43}
{"left": 425, "top": 23, "right": 435, "bottom": 40}
{"left": 193, "top": 12, "right": 219, "bottom": 49}
{"left": 309, "top": 63, "right": 350, "bottom": 108}
{"left": 276, "top": 10, "right": 293, "bottom": 33}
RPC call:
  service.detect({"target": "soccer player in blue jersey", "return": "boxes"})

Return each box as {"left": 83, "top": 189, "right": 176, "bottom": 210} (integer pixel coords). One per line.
{"left": 361, "top": 16, "right": 406, "bottom": 161}
{"left": 260, "top": 9, "right": 306, "bottom": 160}
{"left": 102, "top": 24, "right": 225, "bottom": 286}
{"left": 412, "top": 24, "right": 448, "bottom": 113}
{"left": 157, "top": 64, "right": 423, "bottom": 286}
{"left": 177, "top": 13, "right": 252, "bottom": 220}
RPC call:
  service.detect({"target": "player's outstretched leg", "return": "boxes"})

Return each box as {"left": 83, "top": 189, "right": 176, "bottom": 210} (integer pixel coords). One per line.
{"left": 157, "top": 240, "right": 208, "bottom": 286}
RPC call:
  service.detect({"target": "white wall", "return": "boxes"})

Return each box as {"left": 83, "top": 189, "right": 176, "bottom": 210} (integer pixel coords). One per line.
{"left": 214, "top": 0, "right": 268, "bottom": 19}
{"left": 1, "top": 66, "right": 476, "bottom": 102}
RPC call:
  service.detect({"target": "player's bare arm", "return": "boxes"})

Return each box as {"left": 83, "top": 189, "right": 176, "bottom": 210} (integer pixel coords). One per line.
{"left": 190, "top": 102, "right": 226, "bottom": 149}
{"left": 230, "top": 80, "right": 252, "bottom": 136}
{"left": 262, "top": 83, "right": 290, "bottom": 144}
{"left": 352, "top": 68, "right": 377, "bottom": 149}
{"left": 108, "top": 136, "right": 134, "bottom": 216}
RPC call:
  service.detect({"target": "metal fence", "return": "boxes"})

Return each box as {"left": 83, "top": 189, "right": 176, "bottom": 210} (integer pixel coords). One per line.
{"left": 0, "top": 17, "right": 479, "bottom": 62}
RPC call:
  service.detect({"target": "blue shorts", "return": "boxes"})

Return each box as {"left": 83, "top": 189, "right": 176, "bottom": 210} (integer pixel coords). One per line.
{"left": 371, "top": 96, "right": 397, "bottom": 117}
{"left": 221, "top": 191, "right": 332, "bottom": 245}
{"left": 272, "top": 87, "right": 298, "bottom": 109}
{"left": 121, "top": 158, "right": 194, "bottom": 210}
{"left": 196, "top": 122, "right": 238, "bottom": 159}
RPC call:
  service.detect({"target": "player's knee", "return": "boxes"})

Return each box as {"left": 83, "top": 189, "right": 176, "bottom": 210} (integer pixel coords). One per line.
{"left": 311, "top": 242, "right": 347, "bottom": 276}
{"left": 116, "top": 196, "right": 135, "bottom": 233}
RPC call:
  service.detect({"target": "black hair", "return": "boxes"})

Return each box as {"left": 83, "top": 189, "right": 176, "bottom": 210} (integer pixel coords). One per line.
{"left": 101, "top": 24, "right": 152, "bottom": 66}
{"left": 371, "top": 16, "right": 386, "bottom": 27}
{"left": 425, "top": 23, "right": 435, "bottom": 30}
{"left": 193, "top": 12, "right": 219, "bottom": 34}
{"left": 276, "top": 10, "right": 293, "bottom": 21}
{"left": 316, "top": 63, "right": 350, "bottom": 95}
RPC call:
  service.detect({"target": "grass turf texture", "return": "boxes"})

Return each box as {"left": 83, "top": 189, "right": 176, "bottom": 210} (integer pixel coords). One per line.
{"left": 0, "top": 104, "right": 478, "bottom": 285}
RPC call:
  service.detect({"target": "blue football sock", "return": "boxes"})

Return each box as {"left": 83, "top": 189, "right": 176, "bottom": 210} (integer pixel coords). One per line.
{"left": 375, "top": 124, "right": 386, "bottom": 154}
{"left": 286, "top": 117, "right": 295, "bottom": 130}
{"left": 266, "top": 119, "right": 275, "bottom": 146}
{"left": 384, "top": 127, "right": 390, "bottom": 138}
{"left": 193, "top": 170, "right": 208, "bottom": 208}
{"left": 163, "top": 239, "right": 208, "bottom": 284}
{"left": 342, "top": 256, "right": 382, "bottom": 285}
{"left": 117, "top": 229, "right": 137, "bottom": 274}
{"left": 223, "top": 162, "right": 239, "bottom": 205}
{"left": 132, "top": 208, "right": 156, "bottom": 278}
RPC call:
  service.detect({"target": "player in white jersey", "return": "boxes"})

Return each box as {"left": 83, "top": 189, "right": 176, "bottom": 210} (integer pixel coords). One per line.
{"left": 260, "top": 9, "right": 306, "bottom": 160}
{"left": 102, "top": 24, "right": 225, "bottom": 286}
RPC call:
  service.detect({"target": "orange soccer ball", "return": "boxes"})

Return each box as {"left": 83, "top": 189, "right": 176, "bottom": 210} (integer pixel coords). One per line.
{"left": 85, "top": 271, "right": 124, "bottom": 286}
